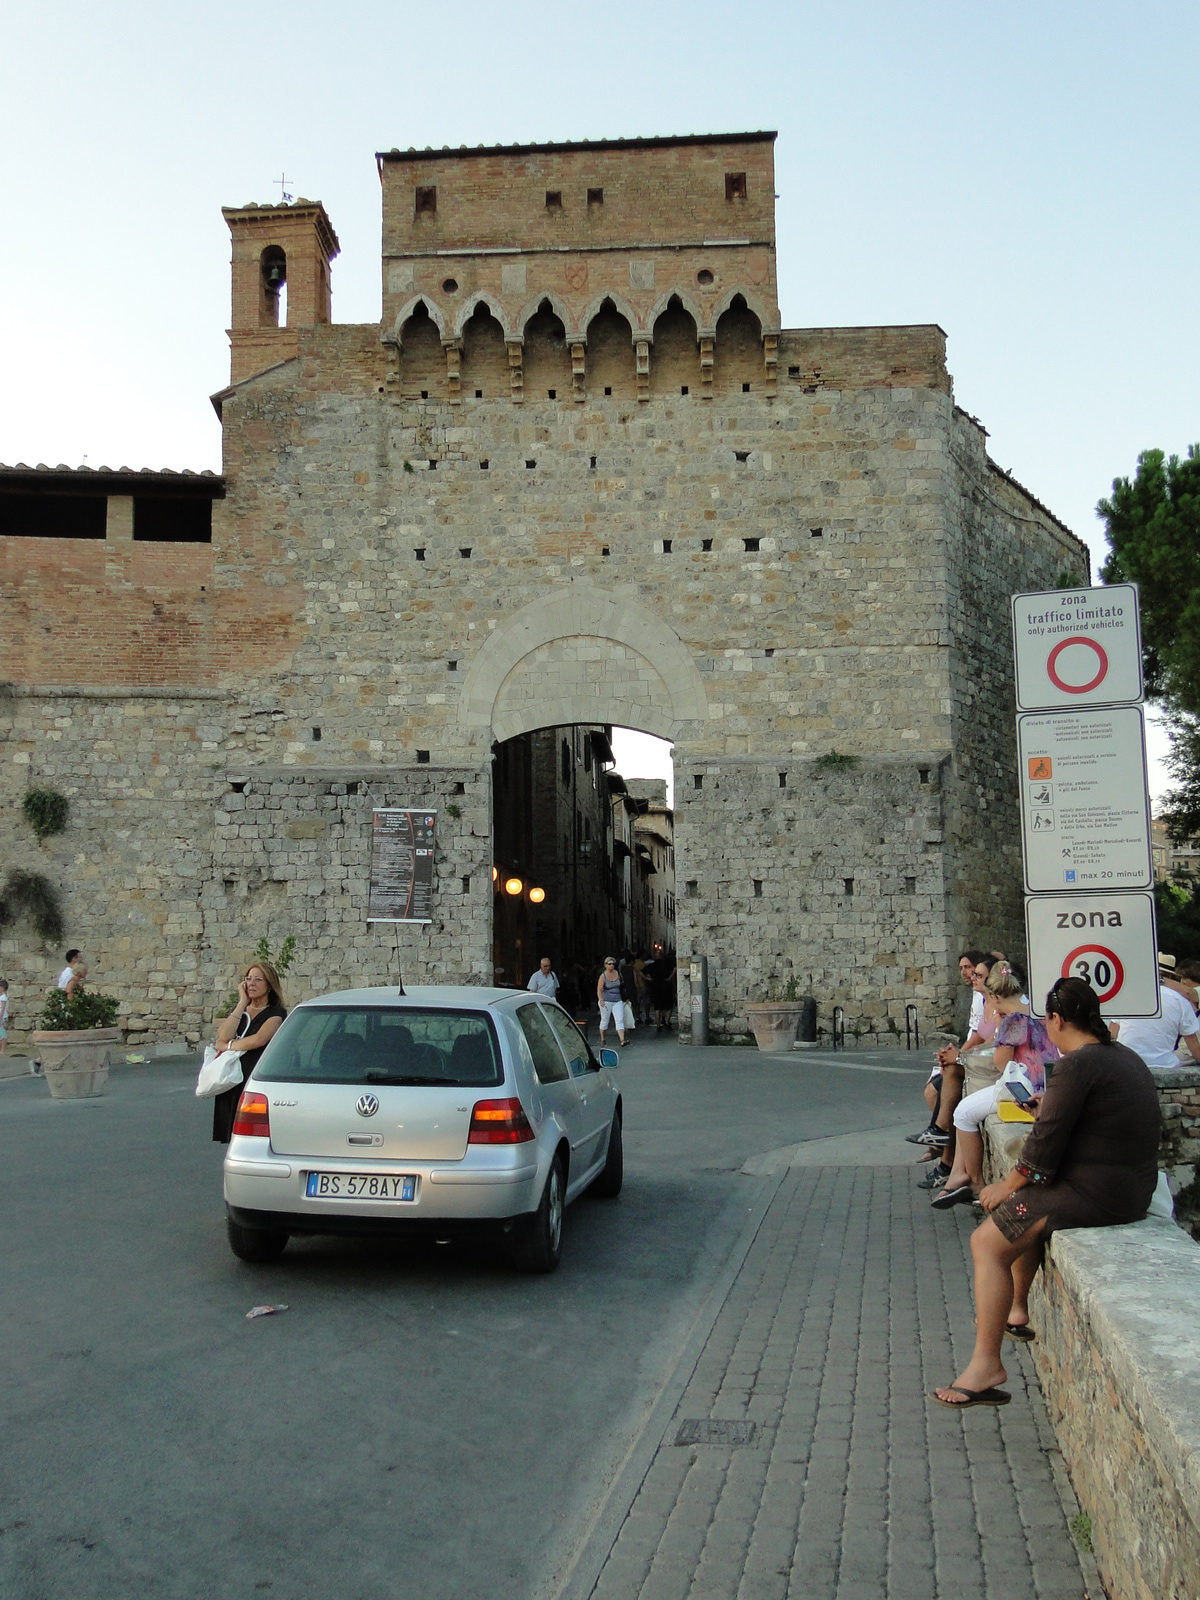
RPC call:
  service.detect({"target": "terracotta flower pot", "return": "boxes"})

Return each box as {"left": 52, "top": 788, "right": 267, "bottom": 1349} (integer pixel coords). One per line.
{"left": 745, "top": 1003, "right": 804, "bottom": 1055}
{"left": 31, "top": 1027, "right": 122, "bottom": 1099}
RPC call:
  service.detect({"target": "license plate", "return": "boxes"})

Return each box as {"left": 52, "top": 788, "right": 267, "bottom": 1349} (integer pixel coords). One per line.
{"left": 305, "top": 1172, "right": 417, "bottom": 1201}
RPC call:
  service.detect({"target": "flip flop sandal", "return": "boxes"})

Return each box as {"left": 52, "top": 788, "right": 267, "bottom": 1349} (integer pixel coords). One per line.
{"left": 931, "top": 1385, "right": 1011, "bottom": 1409}
{"left": 1005, "top": 1323, "right": 1037, "bottom": 1343}
{"left": 930, "top": 1183, "right": 976, "bottom": 1210}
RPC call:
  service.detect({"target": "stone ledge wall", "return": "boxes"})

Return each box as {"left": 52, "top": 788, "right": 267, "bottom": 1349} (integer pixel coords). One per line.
{"left": 980, "top": 1073, "right": 1200, "bottom": 1600}
{"left": 1029, "top": 1222, "right": 1200, "bottom": 1600}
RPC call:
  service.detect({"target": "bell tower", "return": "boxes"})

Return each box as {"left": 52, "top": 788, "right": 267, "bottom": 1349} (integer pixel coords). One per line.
{"left": 222, "top": 200, "right": 340, "bottom": 384}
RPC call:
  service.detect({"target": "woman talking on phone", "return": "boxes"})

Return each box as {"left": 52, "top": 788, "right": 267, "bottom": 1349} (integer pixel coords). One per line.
{"left": 211, "top": 961, "right": 288, "bottom": 1144}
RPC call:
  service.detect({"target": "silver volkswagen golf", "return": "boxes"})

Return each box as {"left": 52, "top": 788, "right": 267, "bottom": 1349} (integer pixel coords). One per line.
{"left": 222, "top": 986, "right": 622, "bottom": 1273}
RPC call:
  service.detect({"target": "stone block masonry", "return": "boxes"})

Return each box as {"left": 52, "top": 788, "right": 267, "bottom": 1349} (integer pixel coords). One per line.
{"left": 0, "top": 133, "right": 1090, "bottom": 1045}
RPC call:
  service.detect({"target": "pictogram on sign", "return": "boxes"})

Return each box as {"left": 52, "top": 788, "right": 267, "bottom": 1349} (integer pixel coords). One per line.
{"left": 1046, "top": 637, "right": 1109, "bottom": 696}
{"left": 1060, "top": 944, "right": 1124, "bottom": 1003}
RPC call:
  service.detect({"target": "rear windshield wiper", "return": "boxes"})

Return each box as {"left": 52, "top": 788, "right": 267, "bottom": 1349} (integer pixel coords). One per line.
{"left": 362, "top": 1071, "right": 450, "bottom": 1085}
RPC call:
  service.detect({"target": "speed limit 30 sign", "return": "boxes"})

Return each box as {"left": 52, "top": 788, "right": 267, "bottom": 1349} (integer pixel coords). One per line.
{"left": 1025, "top": 892, "right": 1160, "bottom": 1017}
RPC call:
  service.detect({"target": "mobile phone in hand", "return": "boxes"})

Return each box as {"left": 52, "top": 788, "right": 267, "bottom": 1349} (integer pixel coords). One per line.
{"left": 1008, "top": 1081, "right": 1034, "bottom": 1106}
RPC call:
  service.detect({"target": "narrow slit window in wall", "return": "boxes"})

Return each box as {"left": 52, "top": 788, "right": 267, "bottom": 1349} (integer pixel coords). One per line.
{"left": 844, "top": 878, "right": 854, "bottom": 896}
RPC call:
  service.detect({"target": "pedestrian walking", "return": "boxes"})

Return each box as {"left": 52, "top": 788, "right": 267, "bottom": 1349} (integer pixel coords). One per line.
{"left": 650, "top": 951, "right": 677, "bottom": 1032}
{"left": 0, "top": 979, "right": 9, "bottom": 1054}
{"left": 596, "top": 956, "right": 632, "bottom": 1047}
{"left": 527, "top": 956, "right": 560, "bottom": 999}
{"left": 58, "top": 949, "right": 81, "bottom": 989}
{"left": 211, "top": 961, "right": 288, "bottom": 1144}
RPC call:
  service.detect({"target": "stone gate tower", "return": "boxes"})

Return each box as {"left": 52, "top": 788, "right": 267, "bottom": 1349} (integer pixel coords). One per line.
{"left": 0, "top": 132, "right": 1087, "bottom": 1046}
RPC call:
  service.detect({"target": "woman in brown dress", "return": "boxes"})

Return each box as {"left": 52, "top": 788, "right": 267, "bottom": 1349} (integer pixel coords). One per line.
{"left": 932, "top": 976, "right": 1160, "bottom": 1409}
{"left": 211, "top": 961, "right": 288, "bottom": 1144}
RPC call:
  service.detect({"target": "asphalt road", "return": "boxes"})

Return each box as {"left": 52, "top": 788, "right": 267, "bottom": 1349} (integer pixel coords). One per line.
{"left": 0, "top": 1037, "right": 929, "bottom": 1600}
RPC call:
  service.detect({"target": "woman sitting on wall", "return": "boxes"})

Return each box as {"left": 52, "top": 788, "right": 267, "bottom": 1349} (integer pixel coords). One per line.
{"left": 211, "top": 961, "right": 288, "bottom": 1144}
{"left": 931, "top": 961, "right": 1057, "bottom": 1210}
{"left": 932, "top": 976, "right": 1160, "bottom": 1409}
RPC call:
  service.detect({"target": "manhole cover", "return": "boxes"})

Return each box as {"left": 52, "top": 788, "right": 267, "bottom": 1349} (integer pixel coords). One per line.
{"left": 673, "top": 1418, "right": 757, "bottom": 1448}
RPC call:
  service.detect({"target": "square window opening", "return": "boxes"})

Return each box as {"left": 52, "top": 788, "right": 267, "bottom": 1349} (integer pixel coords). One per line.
{"left": 701, "top": 537, "right": 712, "bottom": 551}
{"left": 545, "top": 190, "right": 562, "bottom": 209}
{"left": 681, "top": 385, "right": 689, "bottom": 395}
{"left": 662, "top": 539, "right": 672, "bottom": 553}
{"left": 312, "top": 727, "right": 322, "bottom": 742}
{"left": 742, "top": 382, "right": 751, "bottom": 393}
{"left": 587, "top": 187, "right": 603, "bottom": 206}
{"left": 525, "top": 459, "right": 536, "bottom": 469}
{"left": 547, "top": 388, "right": 556, "bottom": 399}
{"left": 693, "top": 774, "right": 703, "bottom": 790}
{"left": 725, "top": 171, "right": 747, "bottom": 200}
{"left": 415, "top": 185, "right": 437, "bottom": 215}
{"left": 475, "top": 388, "right": 483, "bottom": 398}
{"left": 416, "top": 750, "right": 430, "bottom": 764}
{"left": 919, "top": 767, "right": 930, "bottom": 784}
{"left": 810, "top": 527, "right": 823, "bottom": 538}
{"left": 743, "top": 537, "right": 760, "bottom": 552}
{"left": 414, "top": 548, "right": 426, "bottom": 561}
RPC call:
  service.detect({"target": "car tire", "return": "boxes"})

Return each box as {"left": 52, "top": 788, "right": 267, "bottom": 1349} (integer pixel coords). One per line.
{"left": 510, "top": 1153, "right": 565, "bottom": 1274}
{"left": 227, "top": 1218, "right": 289, "bottom": 1263}
{"left": 589, "top": 1112, "right": 623, "bottom": 1199}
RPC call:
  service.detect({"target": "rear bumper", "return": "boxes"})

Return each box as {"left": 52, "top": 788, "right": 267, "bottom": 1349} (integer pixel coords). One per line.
{"left": 223, "top": 1143, "right": 543, "bottom": 1232}
{"left": 226, "top": 1203, "right": 521, "bottom": 1242}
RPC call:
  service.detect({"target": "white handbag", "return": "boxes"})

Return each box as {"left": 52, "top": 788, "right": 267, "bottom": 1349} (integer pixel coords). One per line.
{"left": 195, "top": 1045, "right": 244, "bottom": 1098}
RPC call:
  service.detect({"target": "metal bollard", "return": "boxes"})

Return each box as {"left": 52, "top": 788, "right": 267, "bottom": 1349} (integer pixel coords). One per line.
{"left": 905, "top": 1003, "right": 920, "bottom": 1051}
{"left": 688, "top": 956, "right": 709, "bottom": 1047}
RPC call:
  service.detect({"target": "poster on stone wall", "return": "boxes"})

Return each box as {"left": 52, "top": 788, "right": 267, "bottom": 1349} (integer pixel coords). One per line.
{"left": 367, "top": 809, "right": 436, "bottom": 923}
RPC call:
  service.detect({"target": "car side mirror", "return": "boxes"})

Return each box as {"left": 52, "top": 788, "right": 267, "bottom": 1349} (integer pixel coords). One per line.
{"left": 599, "top": 1048, "right": 620, "bottom": 1068}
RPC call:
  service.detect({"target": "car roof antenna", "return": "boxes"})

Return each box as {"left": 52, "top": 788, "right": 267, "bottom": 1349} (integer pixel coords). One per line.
{"left": 394, "top": 942, "right": 406, "bottom": 996}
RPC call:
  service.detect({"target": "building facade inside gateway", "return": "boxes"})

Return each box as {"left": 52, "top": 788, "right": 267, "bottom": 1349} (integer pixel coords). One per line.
{"left": 0, "top": 132, "right": 1088, "bottom": 1047}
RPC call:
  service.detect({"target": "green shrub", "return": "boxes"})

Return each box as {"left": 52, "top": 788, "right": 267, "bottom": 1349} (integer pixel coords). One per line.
{"left": 0, "top": 870, "right": 65, "bottom": 944}
{"left": 221, "top": 934, "right": 298, "bottom": 1014}
{"left": 813, "top": 750, "right": 860, "bottom": 774}
{"left": 40, "top": 987, "right": 120, "bottom": 1031}
{"left": 22, "top": 789, "right": 70, "bottom": 840}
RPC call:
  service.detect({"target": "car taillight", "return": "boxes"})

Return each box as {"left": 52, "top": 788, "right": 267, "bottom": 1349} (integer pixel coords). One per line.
{"left": 232, "top": 1091, "right": 270, "bottom": 1138}
{"left": 468, "top": 1097, "right": 534, "bottom": 1144}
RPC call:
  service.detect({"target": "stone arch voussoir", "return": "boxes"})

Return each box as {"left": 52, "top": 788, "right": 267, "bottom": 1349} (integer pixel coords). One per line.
{"left": 646, "top": 289, "right": 704, "bottom": 341}
{"left": 579, "top": 292, "right": 642, "bottom": 342}
{"left": 389, "top": 294, "right": 448, "bottom": 342}
{"left": 459, "top": 590, "right": 708, "bottom": 744}
{"left": 710, "top": 286, "right": 777, "bottom": 339}
{"left": 453, "top": 293, "right": 512, "bottom": 341}
{"left": 515, "top": 292, "right": 575, "bottom": 340}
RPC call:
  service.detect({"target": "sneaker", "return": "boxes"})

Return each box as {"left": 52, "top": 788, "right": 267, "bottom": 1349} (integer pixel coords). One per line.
{"left": 905, "top": 1125, "right": 938, "bottom": 1145}
{"left": 918, "top": 1165, "right": 950, "bottom": 1190}
{"left": 914, "top": 1127, "right": 950, "bottom": 1147}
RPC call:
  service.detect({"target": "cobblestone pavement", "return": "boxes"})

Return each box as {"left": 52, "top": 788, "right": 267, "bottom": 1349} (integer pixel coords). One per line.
{"left": 588, "top": 1167, "right": 1089, "bottom": 1600}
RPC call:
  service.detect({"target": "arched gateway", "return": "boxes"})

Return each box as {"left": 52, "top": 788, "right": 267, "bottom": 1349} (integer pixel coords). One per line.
{"left": 0, "top": 132, "right": 1089, "bottom": 1047}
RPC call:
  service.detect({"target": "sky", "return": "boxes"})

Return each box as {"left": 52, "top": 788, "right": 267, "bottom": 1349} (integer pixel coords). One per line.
{"left": 3, "top": 1, "right": 1195, "bottom": 798}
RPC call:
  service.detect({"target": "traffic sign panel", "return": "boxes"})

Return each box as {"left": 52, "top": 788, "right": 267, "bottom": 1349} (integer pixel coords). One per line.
{"left": 1012, "top": 583, "right": 1143, "bottom": 711}
{"left": 1025, "top": 892, "right": 1160, "bottom": 1017}
{"left": 1017, "top": 706, "right": 1152, "bottom": 892}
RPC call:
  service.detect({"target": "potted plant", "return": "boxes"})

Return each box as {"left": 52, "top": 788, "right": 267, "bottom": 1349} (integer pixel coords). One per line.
{"left": 746, "top": 974, "right": 809, "bottom": 1055}
{"left": 32, "top": 986, "right": 122, "bottom": 1100}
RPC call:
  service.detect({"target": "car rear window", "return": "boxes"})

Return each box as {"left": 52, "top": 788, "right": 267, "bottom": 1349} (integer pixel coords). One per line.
{"left": 254, "top": 1007, "right": 503, "bottom": 1087}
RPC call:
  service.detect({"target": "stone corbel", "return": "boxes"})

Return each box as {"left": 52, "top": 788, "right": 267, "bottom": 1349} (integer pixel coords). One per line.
{"left": 381, "top": 331, "right": 402, "bottom": 398}
{"left": 571, "top": 342, "right": 586, "bottom": 404}
{"left": 763, "top": 334, "right": 778, "bottom": 398}
{"left": 635, "top": 339, "right": 650, "bottom": 403}
{"left": 507, "top": 340, "right": 524, "bottom": 404}
{"left": 699, "top": 336, "right": 714, "bottom": 399}
{"left": 444, "top": 339, "right": 463, "bottom": 406}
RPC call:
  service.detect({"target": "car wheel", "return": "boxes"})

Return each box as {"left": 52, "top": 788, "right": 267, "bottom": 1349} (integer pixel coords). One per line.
{"left": 510, "top": 1153, "right": 565, "bottom": 1274}
{"left": 589, "top": 1111, "right": 623, "bottom": 1199}
{"left": 227, "top": 1218, "right": 289, "bottom": 1263}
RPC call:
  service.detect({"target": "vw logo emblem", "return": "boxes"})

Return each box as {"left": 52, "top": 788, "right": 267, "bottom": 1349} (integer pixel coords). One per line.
{"left": 355, "top": 1094, "right": 379, "bottom": 1118}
